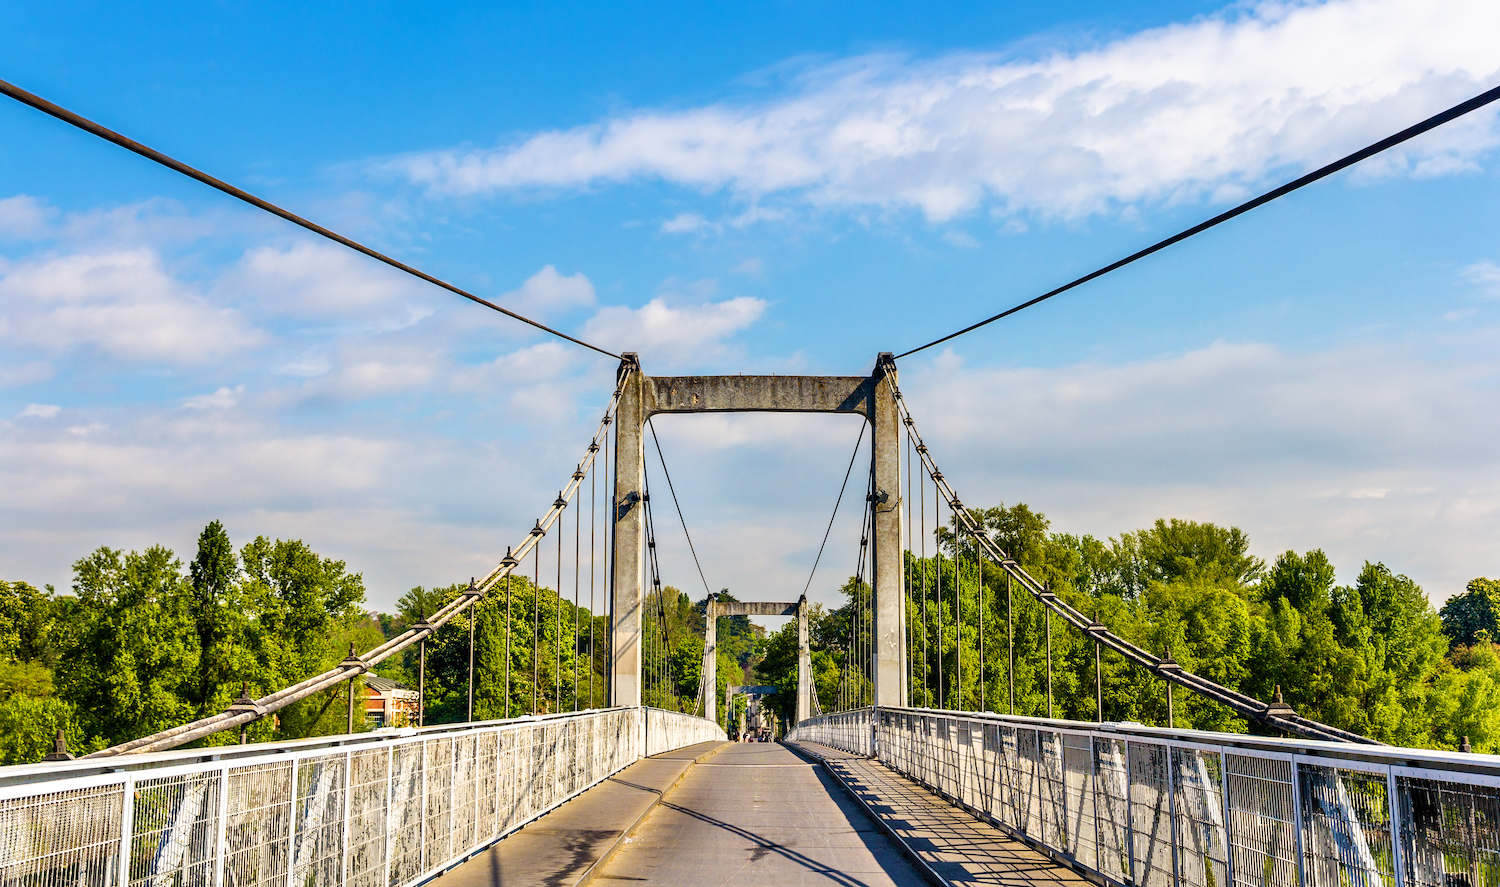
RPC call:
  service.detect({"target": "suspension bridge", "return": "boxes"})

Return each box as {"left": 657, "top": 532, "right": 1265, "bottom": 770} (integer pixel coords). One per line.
{"left": 3, "top": 77, "right": 1500, "bottom": 887}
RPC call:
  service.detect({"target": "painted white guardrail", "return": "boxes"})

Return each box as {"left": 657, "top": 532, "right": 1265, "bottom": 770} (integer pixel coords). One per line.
{"left": 790, "top": 706, "right": 1500, "bottom": 887}
{"left": 0, "top": 706, "right": 724, "bottom": 887}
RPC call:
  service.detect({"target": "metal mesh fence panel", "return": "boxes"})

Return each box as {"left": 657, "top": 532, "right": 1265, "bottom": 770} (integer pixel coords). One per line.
{"left": 0, "top": 781, "right": 123, "bottom": 887}
{"left": 289, "top": 754, "right": 345, "bottom": 887}
{"left": 1063, "top": 731, "right": 1098, "bottom": 870}
{"left": 1096, "top": 736, "right": 1133, "bottom": 884}
{"left": 1173, "top": 747, "right": 1230, "bottom": 887}
{"left": 1039, "top": 730, "right": 1067, "bottom": 852}
{"left": 473, "top": 732, "right": 498, "bottom": 845}
{"left": 223, "top": 761, "right": 292, "bottom": 887}
{"left": 801, "top": 708, "right": 1500, "bottom": 887}
{"left": 346, "top": 748, "right": 388, "bottom": 887}
{"left": 421, "top": 738, "right": 453, "bottom": 873}
{"left": 127, "top": 771, "right": 220, "bottom": 887}
{"left": 449, "top": 736, "right": 476, "bottom": 858}
{"left": 1398, "top": 773, "right": 1500, "bottom": 887}
{"left": 1130, "top": 741, "right": 1175, "bottom": 887}
{"left": 385, "top": 742, "right": 423, "bottom": 887}
{"left": 1226, "top": 752, "right": 1299, "bottom": 887}
{"left": 1, "top": 707, "right": 724, "bottom": 887}
{"left": 1018, "top": 728, "right": 1043, "bottom": 838}
{"left": 1299, "top": 764, "right": 1394, "bottom": 887}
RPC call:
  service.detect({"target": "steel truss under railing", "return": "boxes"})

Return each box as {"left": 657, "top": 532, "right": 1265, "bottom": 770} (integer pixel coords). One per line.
{"left": 1, "top": 707, "right": 723, "bottom": 887}
{"left": 90, "top": 363, "right": 638, "bottom": 757}
{"left": 790, "top": 706, "right": 1500, "bottom": 887}
{"left": 881, "top": 355, "right": 1373, "bottom": 745}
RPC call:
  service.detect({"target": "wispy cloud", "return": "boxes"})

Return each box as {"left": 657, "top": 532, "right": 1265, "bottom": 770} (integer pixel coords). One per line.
{"left": 389, "top": 0, "right": 1500, "bottom": 221}
{"left": 1463, "top": 260, "right": 1500, "bottom": 300}
{"left": 0, "top": 249, "right": 265, "bottom": 364}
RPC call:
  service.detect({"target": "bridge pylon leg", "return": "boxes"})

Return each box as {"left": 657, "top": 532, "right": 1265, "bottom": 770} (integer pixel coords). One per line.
{"left": 704, "top": 595, "right": 718, "bottom": 723}
{"left": 871, "top": 354, "right": 906, "bottom": 708}
{"left": 797, "top": 595, "right": 811, "bottom": 723}
{"left": 611, "top": 354, "right": 645, "bottom": 708}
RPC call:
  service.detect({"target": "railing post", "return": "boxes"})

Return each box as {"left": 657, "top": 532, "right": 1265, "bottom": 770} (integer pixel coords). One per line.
{"left": 1386, "top": 766, "right": 1406, "bottom": 887}
{"left": 1220, "top": 751, "right": 1236, "bottom": 887}
{"left": 340, "top": 750, "right": 352, "bottom": 886}
{"left": 704, "top": 596, "right": 718, "bottom": 725}
{"left": 117, "top": 773, "right": 135, "bottom": 887}
{"left": 213, "top": 765, "right": 229, "bottom": 887}
{"left": 1290, "top": 758, "right": 1307, "bottom": 887}
{"left": 284, "top": 757, "right": 300, "bottom": 887}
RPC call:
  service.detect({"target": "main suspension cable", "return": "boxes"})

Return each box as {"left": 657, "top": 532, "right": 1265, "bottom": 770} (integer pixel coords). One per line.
{"left": 881, "top": 357, "right": 1377, "bottom": 744}
{"left": 896, "top": 81, "right": 1500, "bottom": 359}
{"left": 90, "top": 368, "right": 632, "bottom": 755}
{"left": 0, "top": 77, "right": 622, "bottom": 360}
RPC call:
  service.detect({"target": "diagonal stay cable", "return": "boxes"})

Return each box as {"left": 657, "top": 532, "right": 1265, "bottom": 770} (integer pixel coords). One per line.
{"left": 647, "top": 419, "right": 714, "bottom": 599}
{"left": 897, "top": 81, "right": 1500, "bottom": 359}
{"left": 0, "top": 77, "right": 621, "bottom": 360}
{"left": 803, "top": 421, "right": 868, "bottom": 599}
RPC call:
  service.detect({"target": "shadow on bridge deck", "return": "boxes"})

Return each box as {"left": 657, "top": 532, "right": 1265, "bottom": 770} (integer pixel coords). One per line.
{"left": 595, "top": 742, "right": 928, "bottom": 886}
{"left": 789, "top": 741, "right": 1091, "bottom": 887}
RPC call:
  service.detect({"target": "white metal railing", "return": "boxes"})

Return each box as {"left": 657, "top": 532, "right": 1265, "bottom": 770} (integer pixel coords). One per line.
{"left": 0, "top": 706, "right": 724, "bottom": 887}
{"left": 786, "top": 707, "right": 873, "bottom": 757}
{"left": 790, "top": 706, "right": 1500, "bottom": 887}
{"left": 643, "top": 707, "right": 728, "bottom": 757}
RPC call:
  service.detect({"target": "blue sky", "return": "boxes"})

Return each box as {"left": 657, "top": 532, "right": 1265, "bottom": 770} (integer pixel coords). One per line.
{"left": 2, "top": 0, "right": 1498, "bottom": 613}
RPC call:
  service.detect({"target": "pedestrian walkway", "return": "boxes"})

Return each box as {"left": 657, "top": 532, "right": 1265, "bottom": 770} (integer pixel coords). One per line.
{"left": 594, "top": 742, "right": 930, "bottom": 886}
{"left": 430, "top": 739, "right": 727, "bottom": 887}
{"left": 788, "top": 741, "right": 1092, "bottom": 887}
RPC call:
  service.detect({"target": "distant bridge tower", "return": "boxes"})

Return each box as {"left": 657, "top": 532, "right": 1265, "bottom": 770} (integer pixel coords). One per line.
{"left": 703, "top": 594, "right": 811, "bottom": 725}
{"left": 610, "top": 354, "right": 905, "bottom": 715}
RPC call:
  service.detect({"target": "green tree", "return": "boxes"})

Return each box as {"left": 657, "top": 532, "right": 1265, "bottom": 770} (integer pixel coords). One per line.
{"left": 1112, "top": 519, "right": 1264, "bottom": 596}
{"left": 0, "top": 580, "right": 55, "bottom": 664}
{"left": 186, "top": 521, "right": 253, "bottom": 721}
{"left": 239, "top": 536, "right": 366, "bottom": 738}
{"left": 1440, "top": 578, "right": 1500, "bottom": 647}
{"left": 55, "top": 546, "right": 201, "bottom": 747}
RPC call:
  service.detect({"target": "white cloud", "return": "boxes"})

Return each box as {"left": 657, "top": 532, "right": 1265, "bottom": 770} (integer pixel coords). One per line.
{"left": 0, "top": 249, "right": 264, "bottom": 363}
{"left": 497, "top": 265, "right": 596, "bottom": 319}
{"left": 0, "top": 196, "right": 54, "bottom": 239}
{"left": 582, "top": 295, "right": 767, "bottom": 367}
{"left": 182, "top": 386, "right": 246, "bottom": 411}
{"left": 731, "top": 258, "right": 765, "bottom": 277}
{"left": 896, "top": 337, "right": 1500, "bottom": 601}
{"left": 17, "top": 404, "right": 60, "bottom": 420}
{"left": 391, "top": 0, "right": 1500, "bottom": 221}
{"left": 0, "top": 361, "right": 53, "bottom": 389}
{"left": 661, "top": 212, "right": 716, "bottom": 234}
{"left": 1463, "top": 260, "right": 1500, "bottom": 299}
{"left": 221, "top": 241, "right": 430, "bottom": 324}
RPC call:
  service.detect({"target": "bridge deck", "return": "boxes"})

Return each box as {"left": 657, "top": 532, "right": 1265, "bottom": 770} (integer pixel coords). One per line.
{"left": 595, "top": 742, "right": 929, "bottom": 886}
{"left": 430, "top": 740, "right": 727, "bottom": 887}
{"left": 790, "top": 741, "right": 1091, "bottom": 887}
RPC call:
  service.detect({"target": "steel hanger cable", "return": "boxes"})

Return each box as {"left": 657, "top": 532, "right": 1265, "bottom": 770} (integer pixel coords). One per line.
{"left": 647, "top": 419, "right": 714, "bottom": 600}
{"left": 0, "top": 77, "right": 622, "bottom": 360}
{"left": 896, "top": 81, "right": 1500, "bottom": 359}
{"left": 802, "top": 422, "right": 868, "bottom": 599}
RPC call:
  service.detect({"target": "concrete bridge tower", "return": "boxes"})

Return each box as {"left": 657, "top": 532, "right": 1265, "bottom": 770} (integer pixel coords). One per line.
{"left": 610, "top": 355, "right": 904, "bottom": 717}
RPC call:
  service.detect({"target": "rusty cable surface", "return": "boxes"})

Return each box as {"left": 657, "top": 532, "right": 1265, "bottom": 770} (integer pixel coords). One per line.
{"left": 880, "top": 356, "right": 1378, "bottom": 745}
{"left": 0, "top": 77, "right": 621, "bottom": 360}
{"left": 87, "top": 365, "right": 634, "bottom": 757}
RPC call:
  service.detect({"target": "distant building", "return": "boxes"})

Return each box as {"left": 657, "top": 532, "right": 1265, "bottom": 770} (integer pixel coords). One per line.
{"left": 363, "top": 675, "right": 418, "bottom": 727}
